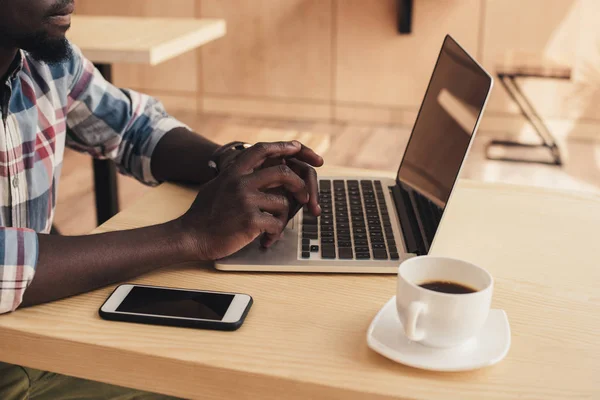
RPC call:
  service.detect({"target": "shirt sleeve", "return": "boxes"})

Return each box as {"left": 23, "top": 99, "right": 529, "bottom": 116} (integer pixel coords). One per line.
{"left": 0, "top": 228, "right": 38, "bottom": 314}
{"left": 64, "top": 43, "right": 188, "bottom": 185}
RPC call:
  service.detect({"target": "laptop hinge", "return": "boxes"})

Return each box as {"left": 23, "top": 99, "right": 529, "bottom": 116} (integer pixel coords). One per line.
{"left": 390, "top": 184, "right": 426, "bottom": 255}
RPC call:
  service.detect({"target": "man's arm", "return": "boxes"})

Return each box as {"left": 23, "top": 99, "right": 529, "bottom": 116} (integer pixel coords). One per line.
{"left": 150, "top": 127, "right": 219, "bottom": 184}
{"left": 21, "top": 221, "right": 189, "bottom": 308}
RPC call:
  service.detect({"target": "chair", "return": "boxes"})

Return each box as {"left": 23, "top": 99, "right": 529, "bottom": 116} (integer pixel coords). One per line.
{"left": 486, "top": 51, "right": 573, "bottom": 166}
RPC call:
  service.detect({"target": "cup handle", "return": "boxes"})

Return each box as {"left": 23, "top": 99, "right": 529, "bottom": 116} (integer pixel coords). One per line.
{"left": 405, "top": 301, "right": 426, "bottom": 341}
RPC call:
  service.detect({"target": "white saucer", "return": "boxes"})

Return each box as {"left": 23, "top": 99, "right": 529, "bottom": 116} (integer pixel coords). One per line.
{"left": 367, "top": 296, "right": 511, "bottom": 372}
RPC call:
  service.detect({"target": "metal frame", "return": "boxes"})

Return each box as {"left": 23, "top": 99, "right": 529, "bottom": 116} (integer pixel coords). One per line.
{"left": 397, "top": 0, "right": 413, "bottom": 34}
{"left": 93, "top": 63, "right": 120, "bottom": 225}
{"left": 486, "top": 73, "right": 564, "bottom": 166}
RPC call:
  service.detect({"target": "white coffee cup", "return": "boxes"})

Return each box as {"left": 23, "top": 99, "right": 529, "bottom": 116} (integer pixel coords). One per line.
{"left": 396, "top": 256, "right": 494, "bottom": 348}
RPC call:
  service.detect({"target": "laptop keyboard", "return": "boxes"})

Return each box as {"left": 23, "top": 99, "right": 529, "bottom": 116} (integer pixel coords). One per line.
{"left": 300, "top": 180, "right": 399, "bottom": 261}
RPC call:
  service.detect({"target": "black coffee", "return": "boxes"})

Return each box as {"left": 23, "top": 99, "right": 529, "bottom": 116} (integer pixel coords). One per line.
{"left": 419, "top": 280, "right": 476, "bottom": 294}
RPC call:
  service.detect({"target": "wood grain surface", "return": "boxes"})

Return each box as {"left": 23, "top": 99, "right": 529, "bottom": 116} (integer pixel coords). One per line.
{"left": 67, "top": 16, "right": 225, "bottom": 65}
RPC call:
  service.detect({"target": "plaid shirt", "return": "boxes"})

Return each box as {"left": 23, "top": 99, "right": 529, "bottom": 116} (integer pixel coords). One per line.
{"left": 0, "top": 43, "right": 186, "bottom": 314}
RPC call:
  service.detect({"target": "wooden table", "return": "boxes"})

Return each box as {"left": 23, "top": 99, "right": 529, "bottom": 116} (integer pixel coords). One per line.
{"left": 1, "top": 166, "right": 599, "bottom": 399}
{"left": 66, "top": 16, "right": 226, "bottom": 225}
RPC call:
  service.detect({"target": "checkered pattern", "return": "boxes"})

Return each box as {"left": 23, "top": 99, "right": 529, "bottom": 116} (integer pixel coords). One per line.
{"left": 0, "top": 43, "right": 186, "bottom": 313}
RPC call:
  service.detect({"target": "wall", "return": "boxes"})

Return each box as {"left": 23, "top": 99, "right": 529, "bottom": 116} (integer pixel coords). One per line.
{"left": 76, "top": 0, "right": 600, "bottom": 134}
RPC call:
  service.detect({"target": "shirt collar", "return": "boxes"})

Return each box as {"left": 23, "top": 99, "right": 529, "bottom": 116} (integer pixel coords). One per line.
{"left": 3, "top": 50, "right": 24, "bottom": 84}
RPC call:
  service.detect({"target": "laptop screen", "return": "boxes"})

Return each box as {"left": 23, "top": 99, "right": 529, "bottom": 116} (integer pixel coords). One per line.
{"left": 396, "top": 36, "right": 492, "bottom": 252}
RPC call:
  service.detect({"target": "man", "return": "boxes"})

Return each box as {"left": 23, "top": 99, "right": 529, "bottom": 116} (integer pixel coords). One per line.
{"left": 0, "top": 0, "right": 323, "bottom": 398}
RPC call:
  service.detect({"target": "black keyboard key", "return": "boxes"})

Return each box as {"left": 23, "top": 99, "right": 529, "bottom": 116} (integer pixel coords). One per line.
{"left": 303, "top": 225, "right": 318, "bottom": 233}
{"left": 338, "top": 241, "right": 352, "bottom": 248}
{"left": 320, "top": 180, "right": 331, "bottom": 190}
{"left": 385, "top": 227, "right": 394, "bottom": 236}
{"left": 333, "top": 180, "right": 345, "bottom": 188}
{"left": 302, "top": 244, "right": 310, "bottom": 252}
{"left": 321, "top": 237, "right": 334, "bottom": 244}
{"left": 302, "top": 238, "right": 310, "bottom": 246}
{"left": 354, "top": 240, "right": 368, "bottom": 246}
{"left": 303, "top": 232, "right": 318, "bottom": 240}
{"left": 321, "top": 232, "right": 334, "bottom": 238}
{"left": 356, "top": 252, "right": 371, "bottom": 259}
{"left": 390, "top": 252, "right": 400, "bottom": 260}
{"left": 321, "top": 226, "right": 334, "bottom": 233}
{"left": 303, "top": 215, "right": 318, "bottom": 225}
{"left": 353, "top": 227, "right": 366, "bottom": 234}
{"left": 373, "top": 249, "right": 388, "bottom": 260}
{"left": 354, "top": 233, "right": 367, "bottom": 240}
{"left": 302, "top": 251, "right": 311, "bottom": 259}
{"left": 321, "top": 220, "right": 333, "bottom": 226}
{"left": 372, "top": 243, "right": 386, "bottom": 249}
{"left": 355, "top": 246, "right": 369, "bottom": 253}
{"left": 387, "top": 239, "right": 396, "bottom": 247}
{"left": 339, "top": 247, "right": 353, "bottom": 259}
{"left": 322, "top": 244, "right": 336, "bottom": 259}
{"left": 371, "top": 238, "right": 385, "bottom": 244}
{"left": 310, "top": 245, "right": 319, "bottom": 252}
{"left": 383, "top": 220, "right": 392, "bottom": 227}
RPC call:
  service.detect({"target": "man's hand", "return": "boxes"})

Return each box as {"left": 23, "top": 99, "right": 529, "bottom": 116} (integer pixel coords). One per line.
{"left": 179, "top": 141, "right": 323, "bottom": 260}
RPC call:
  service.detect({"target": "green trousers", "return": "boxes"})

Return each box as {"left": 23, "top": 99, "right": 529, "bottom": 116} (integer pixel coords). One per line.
{"left": 0, "top": 362, "right": 180, "bottom": 400}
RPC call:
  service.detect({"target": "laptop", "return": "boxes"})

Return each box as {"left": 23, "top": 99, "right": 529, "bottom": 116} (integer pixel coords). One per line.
{"left": 215, "top": 35, "right": 493, "bottom": 273}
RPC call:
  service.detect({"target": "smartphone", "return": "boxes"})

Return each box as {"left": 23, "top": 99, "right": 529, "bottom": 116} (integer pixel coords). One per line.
{"left": 99, "top": 284, "right": 253, "bottom": 331}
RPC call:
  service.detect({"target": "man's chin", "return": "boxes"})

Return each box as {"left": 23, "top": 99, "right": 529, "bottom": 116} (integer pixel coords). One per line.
{"left": 24, "top": 36, "right": 72, "bottom": 65}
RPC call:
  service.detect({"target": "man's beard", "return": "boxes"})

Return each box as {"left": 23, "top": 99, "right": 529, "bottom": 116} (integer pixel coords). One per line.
{"left": 10, "top": 30, "right": 71, "bottom": 64}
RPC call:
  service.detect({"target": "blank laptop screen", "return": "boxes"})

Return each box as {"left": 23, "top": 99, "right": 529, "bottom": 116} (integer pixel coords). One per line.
{"left": 396, "top": 36, "right": 491, "bottom": 248}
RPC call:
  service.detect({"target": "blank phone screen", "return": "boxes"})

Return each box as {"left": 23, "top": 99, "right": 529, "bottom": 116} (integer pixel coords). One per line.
{"left": 116, "top": 287, "right": 235, "bottom": 320}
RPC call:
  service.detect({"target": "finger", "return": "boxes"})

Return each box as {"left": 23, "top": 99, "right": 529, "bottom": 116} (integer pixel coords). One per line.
{"left": 254, "top": 192, "right": 290, "bottom": 248}
{"left": 245, "top": 164, "right": 309, "bottom": 205}
{"left": 288, "top": 159, "right": 321, "bottom": 217}
{"left": 233, "top": 141, "right": 303, "bottom": 173}
{"left": 289, "top": 143, "right": 324, "bottom": 168}
{"left": 254, "top": 191, "right": 290, "bottom": 218}
{"left": 252, "top": 212, "right": 286, "bottom": 248}
{"left": 261, "top": 157, "right": 284, "bottom": 169}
